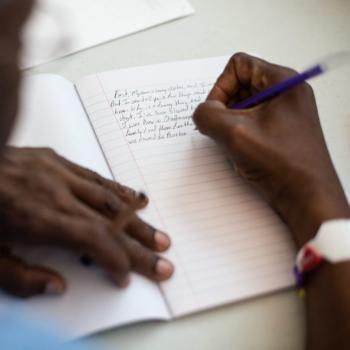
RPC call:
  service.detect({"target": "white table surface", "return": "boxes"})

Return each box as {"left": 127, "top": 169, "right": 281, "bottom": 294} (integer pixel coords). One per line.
{"left": 27, "top": 1, "right": 350, "bottom": 349}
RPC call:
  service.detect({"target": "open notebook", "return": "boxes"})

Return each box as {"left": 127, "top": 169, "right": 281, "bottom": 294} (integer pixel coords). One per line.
{"left": 3, "top": 56, "right": 296, "bottom": 339}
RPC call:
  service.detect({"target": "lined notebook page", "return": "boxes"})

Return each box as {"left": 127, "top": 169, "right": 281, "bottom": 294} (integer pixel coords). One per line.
{"left": 76, "top": 57, "right": 296, "bottom": 318}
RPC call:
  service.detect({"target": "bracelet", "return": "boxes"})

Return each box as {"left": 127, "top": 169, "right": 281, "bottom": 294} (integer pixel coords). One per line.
{"left": 293, "top": 219, "right": 350, "bottom": 297}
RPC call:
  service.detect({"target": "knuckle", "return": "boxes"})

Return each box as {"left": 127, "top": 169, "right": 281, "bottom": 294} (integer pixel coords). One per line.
{"left": 34, "top": 150, "right": 57, "bottom": 170}
{"left": 303, "top": 82, "right": 315, "bottom": 96}
{"left": 273, "top": 66, "right": 297, "bottom": 81}
{"left": 230, "top": 122, "right": 248, "bottom": 139}
{"left": 44, "top": 147, "right": 57, "bottom": 157}
{"left": 229, "top": 53, "right": 246, "bottom": 76}
{"left": 132, "top": 244, "right": 156, "bottom": 269}
{"left": 140, "top": 221, "right": 155, "bottom": 239}
{"left": 228, "top": 123, "right": 250, "bottom": 149}
{"left": 25, "top": 206, "right": 50, "bottom": 235}
{"left": 88, "top": 168, "right": 98, "bottom": 177}
{"left": 104, "top": 191, "right": 122, "bottom": 214}
{"left": 39, "top": 147, "right": 57, "bottom": 158}
{"left": 283, "top": 67, "right": 297, "bottom": 78}
{"left": 231, "top": 52, "right": 248, "bottom": 65}
{"left": 50, "top": 213, "right": 68, "bottom": 233}
{"left": 234, "top": 52, "right": 262, "bottom": 71}
{"left": 111, "top": 236, "right": 131, "bottom": 271}
{"left": 54, "top": 192, "right": 72, "bottom": 211}
{"left": 88, "top": 223, "right": 109, "bottom": 243}
{"left": 128, "top": 218, "right": 155, "bottom": 242}
{"left": 90, "top": 170, "right": 104, "bottom": 185}
{"left": 61, "top": 220, "right": 105, "bottom": 252}
{"left": 119, "top": 184, "right": 137, "bottom": 199}
{"left": 112, "top": 183, "right": 140, "bottom": 205}
{"left": 28, "top": 171, "right": 61, "bottom": 200}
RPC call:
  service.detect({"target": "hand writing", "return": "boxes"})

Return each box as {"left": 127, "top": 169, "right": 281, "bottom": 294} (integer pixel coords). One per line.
{"left": 193, "top": 53, "right": 350, "bottom": 247}
{"left": 0, "top": 147, "right": 173, "bottom": 298}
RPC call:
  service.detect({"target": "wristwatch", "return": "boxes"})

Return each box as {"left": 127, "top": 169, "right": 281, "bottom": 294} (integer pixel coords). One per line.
{"left": 294, "top": 219, "right": 350, "bottom": 291}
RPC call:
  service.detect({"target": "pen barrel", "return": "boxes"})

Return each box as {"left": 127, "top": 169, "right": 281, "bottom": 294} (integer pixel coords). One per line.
{"left": 233, "top": 65, "right": 323, "bottom": 109}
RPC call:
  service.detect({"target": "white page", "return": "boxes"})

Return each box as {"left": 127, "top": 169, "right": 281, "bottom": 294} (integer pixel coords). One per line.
{"left": 1, "top": 74, "right": 170, "bottom": 340}
{"left": 76, "top": 56, "right": 296, "bottom": 318}
{"left": 23, "top": 0, "right": 194, "bottom": 68}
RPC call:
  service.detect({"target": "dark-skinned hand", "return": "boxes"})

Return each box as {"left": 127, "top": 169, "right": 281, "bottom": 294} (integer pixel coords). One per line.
{"left": 193, "top": 53, "right": 350, "bottom": 247}
{"left": 0, "top": 146, "right": 173, "bottom": 298}
{"left": 194, "top": 53, "right": 350, "bottom": 350}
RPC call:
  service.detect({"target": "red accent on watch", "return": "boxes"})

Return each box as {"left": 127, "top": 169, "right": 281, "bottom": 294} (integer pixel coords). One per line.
{"left": 301, "top": 245, "right": 323, "bottom": 273}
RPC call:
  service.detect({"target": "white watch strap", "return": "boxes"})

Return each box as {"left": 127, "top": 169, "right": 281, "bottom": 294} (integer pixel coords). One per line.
{"left": 308, "top": 219, "right": 350, "bottom": 262}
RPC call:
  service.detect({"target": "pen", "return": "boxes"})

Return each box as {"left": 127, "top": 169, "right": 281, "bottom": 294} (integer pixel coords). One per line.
{"left": 233, "top": 51, "right": 350, "bottom": 110}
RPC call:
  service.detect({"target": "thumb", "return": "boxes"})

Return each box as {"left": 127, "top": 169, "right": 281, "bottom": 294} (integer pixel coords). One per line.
{"left": 0, "top": 252, "right": 66, "bottom": 298}
{"left": 193, "top": 100, "right": 243, "bottom": 141}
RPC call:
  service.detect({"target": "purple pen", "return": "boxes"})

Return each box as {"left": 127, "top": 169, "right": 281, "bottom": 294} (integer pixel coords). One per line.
{"left": 233, "top": 52, "right": 350, "bottom": 110}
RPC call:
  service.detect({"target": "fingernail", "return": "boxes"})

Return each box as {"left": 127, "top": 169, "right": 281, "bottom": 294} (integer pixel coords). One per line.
{"left": 45, "top": 280, "right": 65, "bottom": 295}
{"left": 155, "top": 231, "right": 171, "bottom": 251}
{"left": 115, "top": 275, "right": 131, "bottom": 288}
{"left": 137, "top": 192, "right": 148, "bottom": 203}
{"left": 156, "top": 259, "right": 174, "bottom": 279}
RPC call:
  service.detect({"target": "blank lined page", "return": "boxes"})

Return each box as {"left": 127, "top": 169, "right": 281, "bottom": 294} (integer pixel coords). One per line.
{"left": 76, "top": 57, "right": 296, "bottom": 318}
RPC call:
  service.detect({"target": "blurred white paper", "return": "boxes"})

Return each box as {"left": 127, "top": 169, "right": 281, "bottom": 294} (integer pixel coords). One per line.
{"left": 22, "top": 0, "right": 194, "bottom": 68}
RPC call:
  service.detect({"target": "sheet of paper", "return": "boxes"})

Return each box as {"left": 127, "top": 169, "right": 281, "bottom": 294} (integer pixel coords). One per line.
{"left": 22, "top": 0, "right": 194, "bottom": 68}
{"left": 76, "top": 56, "right": 296, "bottom": 318}
{"left": 3, "top": 74, "right": 170, "bottom": 339}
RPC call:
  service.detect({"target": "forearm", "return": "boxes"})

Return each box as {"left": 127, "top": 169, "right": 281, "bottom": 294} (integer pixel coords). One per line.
{"left": 277, "top": 163, "right": 350, "bottom": 248}
{"left": 305, "top": 262, "right": 350, "bottom": 350}
{"left": 192, "top": 52, "right": 350, "bottom": 349}
{"left": 279, "top": 174, "right": 350, "bottom": 349}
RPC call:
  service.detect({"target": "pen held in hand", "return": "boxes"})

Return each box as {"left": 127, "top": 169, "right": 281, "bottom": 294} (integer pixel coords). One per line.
{"left": 232, "top": 51, "right": 350, "bottom": 110}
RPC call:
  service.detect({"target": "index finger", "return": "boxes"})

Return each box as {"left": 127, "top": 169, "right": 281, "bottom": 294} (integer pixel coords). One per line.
{"left": 57, "top": 154, "right": 149, "bottom": 208}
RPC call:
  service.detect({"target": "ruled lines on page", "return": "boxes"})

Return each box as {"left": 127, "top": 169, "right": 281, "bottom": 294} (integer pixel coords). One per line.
{"left": 132, "top": 137, "right": 295, "bottom": 316}
{"left": 76, "top": 63, "right": 296, "bottom": 318}
{"left": 76, "top": 75, "right": 164, "bottom": 229}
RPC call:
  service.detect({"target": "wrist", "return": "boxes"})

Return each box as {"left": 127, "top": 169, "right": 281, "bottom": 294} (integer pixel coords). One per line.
{"left": 276, "top": 170, "right": 350, "bottom": 248}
